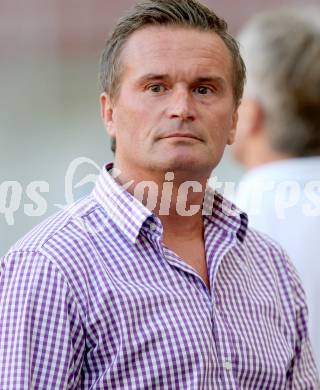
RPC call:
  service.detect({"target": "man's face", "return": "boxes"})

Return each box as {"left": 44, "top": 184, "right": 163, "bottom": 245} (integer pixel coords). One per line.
{"left": 101, "top": 26, "right": 238, "bottom": 178}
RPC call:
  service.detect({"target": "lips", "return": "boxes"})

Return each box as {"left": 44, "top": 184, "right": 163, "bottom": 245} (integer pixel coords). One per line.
{"left": 161, "top": 132, "right": 202, "bottom": 141}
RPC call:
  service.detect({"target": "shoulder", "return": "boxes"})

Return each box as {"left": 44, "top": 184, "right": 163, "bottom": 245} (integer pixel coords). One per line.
{"left": 1, "top": 194, "right": 107, "bottom": 316}
{"left": 7, "top": 194, "right": 99, "bottom": 254}
{"left": 245, "top": 226, "right": 285, "bottom": 255}
{"left": 243, "top": 227, "right": 304, "bottom": 309}
{"left": 244, "top": 226, "right": 294, "bottom": 274}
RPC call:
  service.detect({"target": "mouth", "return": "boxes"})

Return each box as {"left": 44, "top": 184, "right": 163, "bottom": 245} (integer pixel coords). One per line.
{"left": 161, "top": 133, "right": 202, "bottom": 141}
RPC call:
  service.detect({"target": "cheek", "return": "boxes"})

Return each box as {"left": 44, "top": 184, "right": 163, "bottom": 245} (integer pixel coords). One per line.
{"left": 113, "top": 105, "right": 140, "bottom": 137}
{"left": 206, "top": 109, "right": 235, "bottom": 139}
{"left": 114, "top": 107, "right": 154, "bottom": 153}
{"left": 118, "top": 107, "right": 162, "bottom": 139}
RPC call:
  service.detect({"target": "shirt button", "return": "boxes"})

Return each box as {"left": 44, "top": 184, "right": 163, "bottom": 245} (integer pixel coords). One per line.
{"left": 150, "top": 223, "right": 157, "bottom": 231}
{"left": 223, "top": 361, "right": 232, "bottom": 371}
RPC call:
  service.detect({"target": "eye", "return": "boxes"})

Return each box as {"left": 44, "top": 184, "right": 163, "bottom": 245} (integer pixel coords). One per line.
{"left": 194, "top": 86, "right": 214, "bottom": 95}
{"left": 147, "top": 84, "right": 166, "bottom": 93}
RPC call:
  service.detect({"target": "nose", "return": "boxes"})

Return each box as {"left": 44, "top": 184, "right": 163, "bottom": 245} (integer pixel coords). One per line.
{"left": 167, "top": 87, "right": 196, "bottom": 121}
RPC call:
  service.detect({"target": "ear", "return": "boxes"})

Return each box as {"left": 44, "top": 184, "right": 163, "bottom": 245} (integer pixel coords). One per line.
{"left": 236, "top": 96, "right": 264, "bottom": 140}
{"left": 100, "top": 92, "right": 116, "bottom": 138}
{"left": 226, "top": 109, "right": 238, "bottom": 145}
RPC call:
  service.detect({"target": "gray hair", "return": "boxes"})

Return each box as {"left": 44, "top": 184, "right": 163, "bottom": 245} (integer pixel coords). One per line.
{"left": 99, "top": 0, "right": 246, "bottom": 153}
{"left": 238, "top": 7, "right": 320, "bottom": 157}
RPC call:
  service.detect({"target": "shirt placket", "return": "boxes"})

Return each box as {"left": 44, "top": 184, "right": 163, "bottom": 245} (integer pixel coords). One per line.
{"left": 207, "top": 234, "right": 239, "bottom": 389}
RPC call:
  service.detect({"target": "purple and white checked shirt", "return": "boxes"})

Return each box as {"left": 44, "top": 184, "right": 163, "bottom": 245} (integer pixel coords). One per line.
{"left": 1, "top": 163, "right": 319, "bottom": 389}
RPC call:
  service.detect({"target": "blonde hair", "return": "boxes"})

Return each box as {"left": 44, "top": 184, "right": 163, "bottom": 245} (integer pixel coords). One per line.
{"left": 239, "top": 7, "right": 320, "bottom": 156}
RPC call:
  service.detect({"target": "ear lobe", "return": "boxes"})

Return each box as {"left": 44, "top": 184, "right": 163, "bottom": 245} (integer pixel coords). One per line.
{"left": 100, "top": 92, "right": 116, "bottom": 137}
{"left": 252, "top": 102, "right": 264, "bottom": 135}
{"left": 227, "top": 110, "right": 238, "bottom": 145}
{"left": 237, "top": 97, "right": 264, "bottom": 138}
{"left": 227, "top": 127, "right": 236, "bottom": 145}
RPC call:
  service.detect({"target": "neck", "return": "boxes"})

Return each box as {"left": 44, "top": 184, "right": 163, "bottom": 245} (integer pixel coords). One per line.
{"left": 242, "top": 138, "right": 292, "bottom": 170}
{"left": 113, "top": 159, "right": 210, "bottom": 239}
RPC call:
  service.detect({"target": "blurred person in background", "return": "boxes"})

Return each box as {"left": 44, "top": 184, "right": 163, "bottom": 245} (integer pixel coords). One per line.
{"left": 233, "top": 7, "right": 320, "bottom": 369}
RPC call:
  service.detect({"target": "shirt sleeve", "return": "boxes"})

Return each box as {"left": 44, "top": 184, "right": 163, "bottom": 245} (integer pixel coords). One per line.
{"left": 0, "top": 250, "right": 85, "bottom": 389}
{"left": 285, "top": 257, "right": 320, "bottom": 387}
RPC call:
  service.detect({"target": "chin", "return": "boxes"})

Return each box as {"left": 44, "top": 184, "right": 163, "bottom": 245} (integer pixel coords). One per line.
{"left": 150, "top": 155, "right": 215, "bottom": 174}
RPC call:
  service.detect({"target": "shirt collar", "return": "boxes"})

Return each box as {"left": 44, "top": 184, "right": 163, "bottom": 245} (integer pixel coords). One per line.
{"left": 92, "top": 163, "right": 154, "bottom": 244}
{"left": 92, "top": 163, "right": 248, "bottom": 244}
{"left": 203, "top": 186, "right": 248, "bottom": 243}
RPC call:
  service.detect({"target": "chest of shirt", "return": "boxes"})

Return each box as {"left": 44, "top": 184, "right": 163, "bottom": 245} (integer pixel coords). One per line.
{"left": 79, "top": 230, "right": 294, "bottom": 388}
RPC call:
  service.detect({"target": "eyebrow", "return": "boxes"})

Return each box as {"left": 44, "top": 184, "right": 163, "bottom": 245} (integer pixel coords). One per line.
{"left": 193, "top": 76, "right": 225, "bottom": 85}
{"left": 135, "top": 74, "right": 169, "bottom": 85}
{"left": 135, "top": 73, "right": 226, "bottom": 87}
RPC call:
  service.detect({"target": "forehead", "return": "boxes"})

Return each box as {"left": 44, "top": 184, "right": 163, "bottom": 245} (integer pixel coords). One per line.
{"left": 119, "top": 26, "right": 233, "bottom": 82}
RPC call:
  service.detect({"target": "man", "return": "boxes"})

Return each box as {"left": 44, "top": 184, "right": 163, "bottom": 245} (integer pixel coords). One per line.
{"left": 232, "top": 8, "right": 320, "bottom": 370}
{"left": 0, "top": 1, "right": 318, "bottom": 388}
